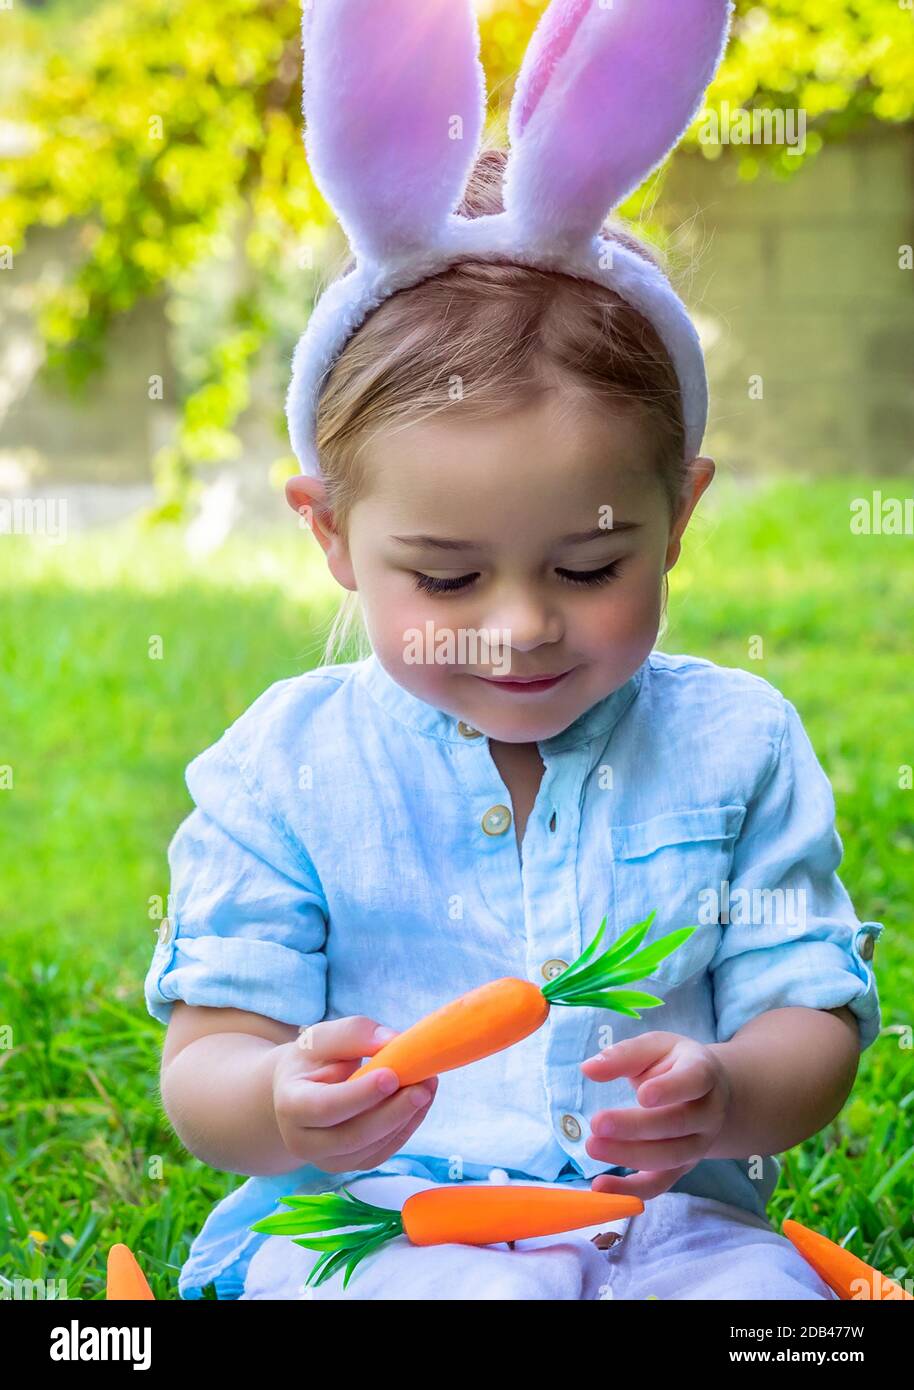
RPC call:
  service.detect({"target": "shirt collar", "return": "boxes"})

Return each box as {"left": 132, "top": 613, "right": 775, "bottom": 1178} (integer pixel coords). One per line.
{"left": 357, "top": 651, "right": 646, "bottom": 752}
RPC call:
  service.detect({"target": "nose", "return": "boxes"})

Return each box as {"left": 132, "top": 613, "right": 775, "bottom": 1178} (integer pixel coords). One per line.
{"left": 482, "top": 587, "right": 564, "bottom": 653}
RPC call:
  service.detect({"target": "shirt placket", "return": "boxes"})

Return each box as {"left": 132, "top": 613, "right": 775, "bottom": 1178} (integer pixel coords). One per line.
{"left": 452, "top": 717, "right": 595, "bottom": 1174}
{"left": 518, "top": 748, "right": 598, "bottom": 1174}
{"left": 450, "top": 719, "right": 526, "bottom": 926}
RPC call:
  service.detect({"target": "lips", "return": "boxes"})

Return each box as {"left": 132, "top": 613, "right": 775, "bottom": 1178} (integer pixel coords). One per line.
{"left": 482, "top": 670, "right": 570, "bottom": 683}
{"left": 477, "top": 669, "right": 574, "bottom": 692}
{"left": 486, "top": 676, "right": 564, "bottom": 684}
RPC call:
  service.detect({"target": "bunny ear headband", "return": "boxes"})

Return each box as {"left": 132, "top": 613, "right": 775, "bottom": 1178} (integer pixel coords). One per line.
{"left": 287, "top": 0, "right": 735, "bottom": 479}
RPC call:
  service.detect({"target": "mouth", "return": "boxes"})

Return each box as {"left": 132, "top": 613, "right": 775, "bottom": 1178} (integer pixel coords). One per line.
{"left": 475, "top": 669, "right": 575, "bottom": 694}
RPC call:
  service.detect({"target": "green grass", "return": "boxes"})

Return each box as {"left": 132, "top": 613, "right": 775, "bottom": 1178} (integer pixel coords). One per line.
{"left": 1, "top": 475, "right": 911, "bottom": 1299}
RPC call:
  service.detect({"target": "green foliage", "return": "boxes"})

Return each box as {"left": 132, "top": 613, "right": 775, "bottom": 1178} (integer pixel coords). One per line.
{"left": 2, "top": 0, "right": 318, "bottom": 509}
{"left": 1, "top": 1, "right": 912, "bottom": 508}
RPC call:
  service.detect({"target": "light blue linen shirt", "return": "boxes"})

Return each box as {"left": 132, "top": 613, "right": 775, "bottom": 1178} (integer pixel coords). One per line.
{"left": 144, "top": 648, "right": 884, "bottom": 1299}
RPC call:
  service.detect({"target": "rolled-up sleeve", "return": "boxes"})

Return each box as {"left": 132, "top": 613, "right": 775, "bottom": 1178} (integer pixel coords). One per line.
{"left": 144, "top": 733, "right": 329, "bottom": 1028}
{"left": 710, "top": 697, "right": 884, "bottom": 1051}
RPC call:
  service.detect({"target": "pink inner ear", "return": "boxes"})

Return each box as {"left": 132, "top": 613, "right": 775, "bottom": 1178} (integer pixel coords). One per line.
{"left": 514, "top": 0, "right": 593, "bottom": 137}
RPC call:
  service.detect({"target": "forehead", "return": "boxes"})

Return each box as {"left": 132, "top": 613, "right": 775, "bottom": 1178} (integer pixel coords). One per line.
{"left": 355, "top": 389, "right": 665, "bottom": 534}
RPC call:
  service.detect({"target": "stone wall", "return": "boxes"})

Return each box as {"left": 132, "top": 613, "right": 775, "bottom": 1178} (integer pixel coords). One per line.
{"left": 0, "top": 224, "right": 176, "bottom": 486}
{"left": 662, "top": 124, "right": 914, "bottom": 479}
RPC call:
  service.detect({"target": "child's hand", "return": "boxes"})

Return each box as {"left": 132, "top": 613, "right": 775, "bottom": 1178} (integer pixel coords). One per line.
{"left": 579, "top": 1031, "right": 731, "bottom": 1200}
{"left": 271, "top": 1016, "right": 438, "bottom": 1174}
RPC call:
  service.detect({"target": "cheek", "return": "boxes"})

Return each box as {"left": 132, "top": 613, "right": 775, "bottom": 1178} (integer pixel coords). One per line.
{"left": 360, "top": 581, "right": 457, "bottom": 695}
{"left": 571, "top": 569, "right": 663, "bottom": 650}
{"left": 361, "top": 584, "right": 419, "bottom": 662}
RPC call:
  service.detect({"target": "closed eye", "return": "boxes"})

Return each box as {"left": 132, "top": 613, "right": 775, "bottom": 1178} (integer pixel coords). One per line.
{"left": 557, "top": 560, "right": 623, "bottom": 588}
{"left": 412, "top": 560, "right": 623, "bottom": 596}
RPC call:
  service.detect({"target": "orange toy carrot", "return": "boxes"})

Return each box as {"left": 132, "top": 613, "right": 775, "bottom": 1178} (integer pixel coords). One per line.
{"left": 783, "top": 1219, "right": 913, "bottom": 1301}
{"left": 251, "top": 1185, "right": 643, "bottom": 1288}
{"left": 106, "top": 1243, "right": 155, "bottom": 1300}
{"left": 348, "top": 909, "right": 694, "bottom": 1087}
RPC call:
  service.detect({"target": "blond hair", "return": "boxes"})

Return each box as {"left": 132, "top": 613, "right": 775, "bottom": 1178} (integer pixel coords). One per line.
{"left": 312, "top": 148, "right": 687, "bottom": 667}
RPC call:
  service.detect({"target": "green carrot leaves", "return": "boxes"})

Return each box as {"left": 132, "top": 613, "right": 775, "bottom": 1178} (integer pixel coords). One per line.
{"left": 250, "top": 1186, "right": 404, "bottom": 1288}
{"left": 543, "top": 911, "right": 696, "bottom": 1017}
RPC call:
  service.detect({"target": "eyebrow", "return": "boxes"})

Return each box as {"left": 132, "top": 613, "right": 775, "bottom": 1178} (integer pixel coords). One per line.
{"left": 390, "top": 523, "right": 642, "bottom": 551}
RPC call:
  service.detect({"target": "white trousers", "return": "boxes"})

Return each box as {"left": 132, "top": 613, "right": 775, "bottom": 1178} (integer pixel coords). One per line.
{"left": 239, "top": 1174, "right": 839, "bottom": 1301}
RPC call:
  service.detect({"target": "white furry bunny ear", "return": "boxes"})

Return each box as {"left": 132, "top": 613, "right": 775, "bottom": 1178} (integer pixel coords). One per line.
{"left": 504, "top": 0, "right": 734, "bottom": 250}
{"left": 301, "top": 0, "right": 487, "bottom": 264}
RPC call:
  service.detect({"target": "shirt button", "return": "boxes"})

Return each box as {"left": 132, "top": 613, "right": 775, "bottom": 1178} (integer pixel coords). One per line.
{"left": 561, "top": 1114, "right": 582, "bottom": 1142}
{"left": 541, "top": 958, "right": 569, "bottom": 982}
{"left": 855, "top": 929, "right": 875, "bottom": 962}
{"left": 457, "top": 721, "right": 483, "bottom": 739}
{"left": 482, "top": 804, "right": 512, "bottom": 836}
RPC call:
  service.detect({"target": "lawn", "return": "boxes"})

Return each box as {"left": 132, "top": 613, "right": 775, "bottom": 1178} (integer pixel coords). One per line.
{"left": 1, "top": 473, "right": 911, "bottom": 1299}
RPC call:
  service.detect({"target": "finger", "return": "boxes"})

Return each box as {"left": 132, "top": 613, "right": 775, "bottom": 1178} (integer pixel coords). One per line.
{"left": 580, "top": 1033, "right": 680, "bottom": 1082}
{"left": 635, "top": 1053, "right": 717, "bottom": 1109}
{"left": 591, "top": 1164, "right": 694, "bottom": 1201}
{"left": 292, "top": 1077, "right": 439, "bottom": 1160}
{"left": 590, "top": 1098, "right": 710, "bottom": 1143}
{"left": 312, "top": 1092, "right": 436, "bottom": 1171}
{"left": 301, "top": 1049, "right": 413, "bottom": 1089}
{"left": 637, "top": 1055, "right": 678, "bottom": 1086}
{"left": 304, "top": 1055, "right": 404, "bottom": 1087}
{"left": 279, "top": 1067, "right": 407, "bottom": 1130}
{"left": 327, "top": 1076, "right": 439, "bottom": 1158}
{"left": 341, "top": 1086, "right": 437, "bottom": 1170}
{"left": 584, "top": 1132, "right": 705, "bottom": 1170}
{"left": 295, "top": 1016, "right": 398, "bottom": 1067}
{"left": 303, "top": 1059, "right": 365, "bottom": 1086}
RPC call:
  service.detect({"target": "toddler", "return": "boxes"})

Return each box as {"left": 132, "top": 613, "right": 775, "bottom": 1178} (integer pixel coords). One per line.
{"left": 144, "top": 0, "right": 884, "bottom": 1301}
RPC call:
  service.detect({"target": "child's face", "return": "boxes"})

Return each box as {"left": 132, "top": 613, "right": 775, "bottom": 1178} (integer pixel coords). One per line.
{"left": 293, "top": 387, "right": 713, "bottom": 743}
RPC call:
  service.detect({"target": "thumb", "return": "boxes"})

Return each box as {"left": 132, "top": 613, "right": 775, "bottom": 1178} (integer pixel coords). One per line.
{"left": 581, "top": 1032, "right": 678, "bottom": 1081}
{"left": 295, "top": 1015, "right": 398, "bottom": 1067}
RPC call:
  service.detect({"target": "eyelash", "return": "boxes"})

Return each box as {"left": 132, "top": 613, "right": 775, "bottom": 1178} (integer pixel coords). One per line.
{"left": 412, "top": 561, "right": 623, "bottom": 596}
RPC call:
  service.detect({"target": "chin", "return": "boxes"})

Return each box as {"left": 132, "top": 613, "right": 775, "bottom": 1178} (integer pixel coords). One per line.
{"left": 471, "top": 706, "right": 580, "bottom": 743}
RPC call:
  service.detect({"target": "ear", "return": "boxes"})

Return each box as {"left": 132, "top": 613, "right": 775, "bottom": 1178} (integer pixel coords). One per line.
{"left": 666, "top": 455, "right": 715, "bottom": 566}
{"left": 503, "top": 0, "right": 734, "bottom": 250}
{"left": 302, "top": 0, "right": 487, "bottom": 263}
{"left": 285, "top": 473, "right": 327, "bottom": 521}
